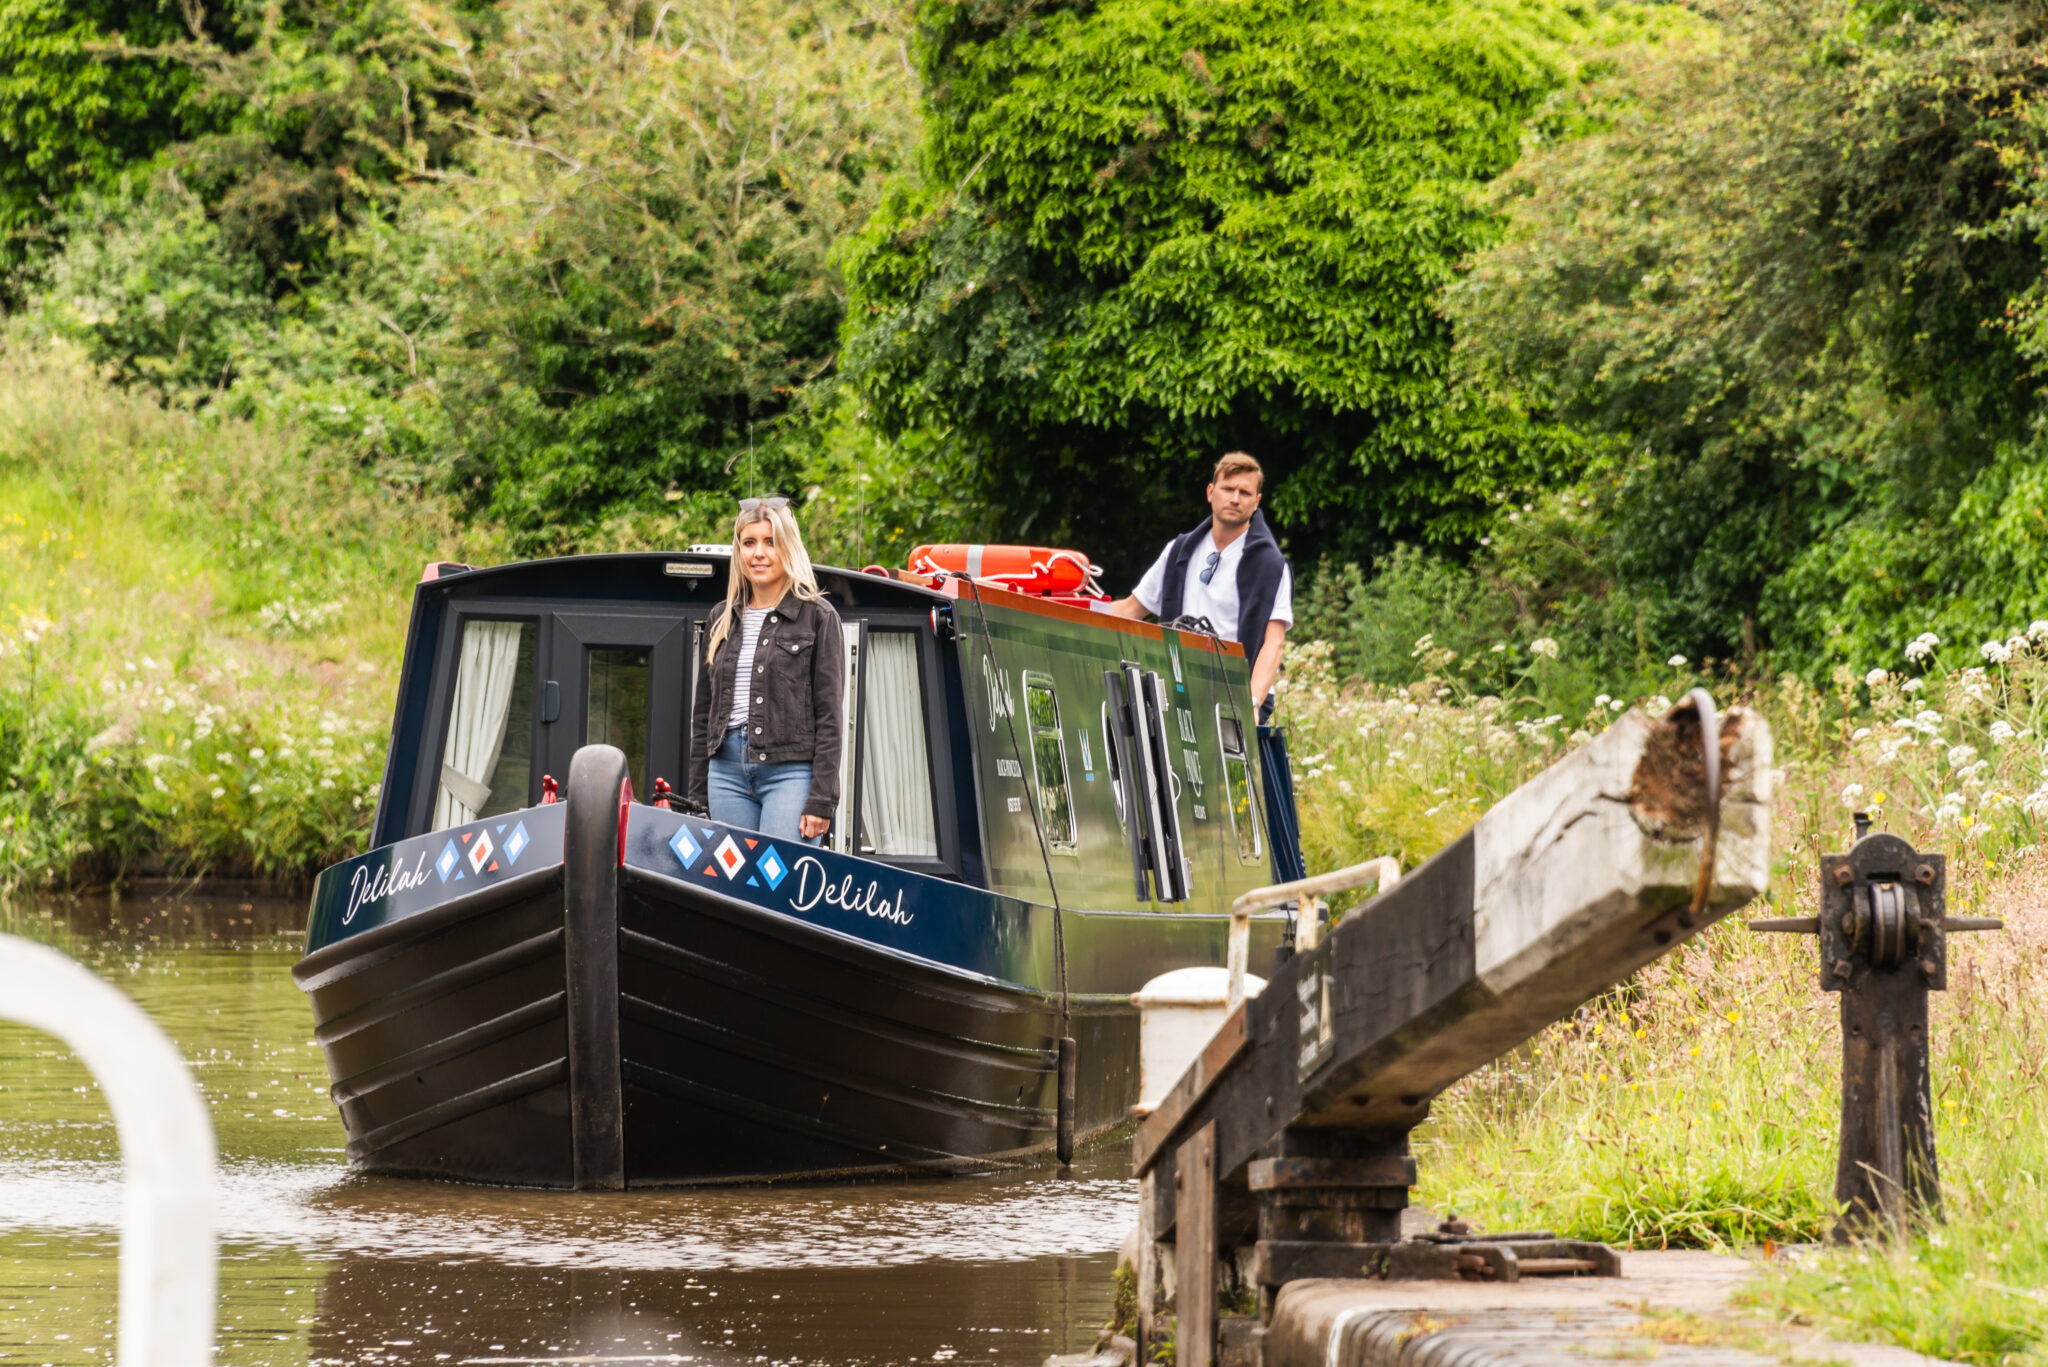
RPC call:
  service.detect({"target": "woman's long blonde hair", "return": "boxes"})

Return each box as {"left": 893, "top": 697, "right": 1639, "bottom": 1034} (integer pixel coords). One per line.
{"left": 705, "top": 502, "right": 822, "bottom": 664}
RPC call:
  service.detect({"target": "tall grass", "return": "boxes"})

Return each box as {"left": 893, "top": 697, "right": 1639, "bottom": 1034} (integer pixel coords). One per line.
{"left": 1276, "top": 633, "right": 2048, "bottom": 1364}
{"left": 0, "top": 345, "right": 483, "bottom": 886}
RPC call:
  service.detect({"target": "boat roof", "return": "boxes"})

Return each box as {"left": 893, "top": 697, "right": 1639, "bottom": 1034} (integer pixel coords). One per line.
{"left": 416, "top": 552, "right": 1247, "bottom": 658}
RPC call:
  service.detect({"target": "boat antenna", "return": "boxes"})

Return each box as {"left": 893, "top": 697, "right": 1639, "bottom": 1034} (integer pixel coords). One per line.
{"left": 955, "top": 572, "right": 1076, "bottom": 1165}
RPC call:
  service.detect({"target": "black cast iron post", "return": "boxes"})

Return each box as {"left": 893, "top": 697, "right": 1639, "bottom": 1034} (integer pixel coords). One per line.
{"left": 1749, "top": 816, "right": 2001, "bottom": 1238}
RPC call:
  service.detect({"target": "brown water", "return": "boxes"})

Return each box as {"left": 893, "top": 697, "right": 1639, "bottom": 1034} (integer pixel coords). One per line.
{"left": 0, "top": 894, "right": 1129, "bottom": 1366}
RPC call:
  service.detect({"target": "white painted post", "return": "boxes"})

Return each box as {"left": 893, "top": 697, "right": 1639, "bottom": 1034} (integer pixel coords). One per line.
{"left": 0, "top": 934, "right": 216, "bottom": 1367}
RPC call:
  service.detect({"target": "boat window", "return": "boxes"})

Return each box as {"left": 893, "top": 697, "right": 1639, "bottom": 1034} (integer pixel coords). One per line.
{"left": 587, "top": 647, "right": 652, "bottom": 799}
{"left": 859, "top": 631, "right": 938, "bottom": 857}
{"left": 436, "top": 619, "right": 538, "bottom": 829}
{"left": 1217, "top": 707, "right": 1261, "bottom": 864}
{"left": 1100, "top": 700, "right": 1127, "bottom": 830}
{"left": 1023, "top": 673, "right": 1078, "bottom": 851}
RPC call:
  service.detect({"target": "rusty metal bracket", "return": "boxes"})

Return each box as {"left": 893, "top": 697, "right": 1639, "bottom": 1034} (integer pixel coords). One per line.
{"left": 1747, "top": 817, "right": 2002, "bottom": 1236}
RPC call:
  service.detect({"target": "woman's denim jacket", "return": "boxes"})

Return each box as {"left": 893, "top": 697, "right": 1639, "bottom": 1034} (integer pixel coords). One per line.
{"left": 685, "top": 590, "right": 845, "bottom": 821}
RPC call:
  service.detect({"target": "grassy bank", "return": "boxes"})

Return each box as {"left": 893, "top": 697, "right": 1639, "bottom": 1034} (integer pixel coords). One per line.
{"left": 0, "top": 346, "right": 482, "bottom": 887}
{"left": 1280, "top": 640, "right": 2048, "bottom": 1364}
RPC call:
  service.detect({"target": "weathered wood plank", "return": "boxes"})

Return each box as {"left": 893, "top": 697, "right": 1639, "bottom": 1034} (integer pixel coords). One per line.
{"left": 1142, "top": 704, "right": 1773, "bottom": 1217}
{"left": 1175, "top": 1122, "right": 1217, "bottom": 1367}
{"left": 1132, "top": 1001, "right": 1252, "bottom": 1175}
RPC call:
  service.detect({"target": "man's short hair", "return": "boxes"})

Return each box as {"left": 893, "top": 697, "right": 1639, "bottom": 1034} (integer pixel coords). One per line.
{"left": 1212, "top": 451, "right": 1263, "bottom": 491}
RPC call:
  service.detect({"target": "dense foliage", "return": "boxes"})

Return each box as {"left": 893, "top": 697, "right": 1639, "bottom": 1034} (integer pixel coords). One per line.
{"left": 1437, "top": 0, "right": 2048, "bottom": 675}
{"left": 15, "top": 0, "right": 2048, "bottom": 672}
{"left": 840, "top": 0, "right": 1639, "bottom": 578}
{"left": 10, "top": 0, "right": 920, "bottom": 550}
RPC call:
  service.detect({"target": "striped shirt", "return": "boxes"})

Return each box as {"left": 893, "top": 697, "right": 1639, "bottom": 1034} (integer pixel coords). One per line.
{"left": 728, "top": 607, "right": 769, "bottom": 729}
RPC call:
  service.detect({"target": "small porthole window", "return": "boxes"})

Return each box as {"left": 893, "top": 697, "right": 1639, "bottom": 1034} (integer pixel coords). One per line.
{"left": 1217, "top": 707, "right": 1261, "bottom": 864}
{"left": 1023, "top": 673, "right": 1078, "bottom": 850}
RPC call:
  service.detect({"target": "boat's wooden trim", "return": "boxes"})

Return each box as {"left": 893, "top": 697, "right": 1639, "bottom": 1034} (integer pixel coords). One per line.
{"left": 332, "top": 992, "right": 567, "bottom": 1104}
{"left": 346, "top": 1057, "right": 569, "bottom": 1163}
{"left": 619, "top": 926, "right": 1051, "bottom": 1067}
{"left": 293, "top": 864, "right": 565, "bottom": 990}
{"left": 622, "top": 1056, "right": 972, "bottom": 1165}
{"left": 619, "top": 991, "right": 1048, "bottom": 1133}
{"left": 313, "top": 928, "right": 564, "bottom": 1048}
{"left": 618, "top": 861, "right": 1124, "bottom": 1012}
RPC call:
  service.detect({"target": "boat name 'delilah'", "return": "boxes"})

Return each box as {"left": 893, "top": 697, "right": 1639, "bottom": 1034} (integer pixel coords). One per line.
{"left": 344, "top": 850, "right": 433, "bottom": 926}
{"left": 788, "top": 855, "right": 913, "bottom": 926}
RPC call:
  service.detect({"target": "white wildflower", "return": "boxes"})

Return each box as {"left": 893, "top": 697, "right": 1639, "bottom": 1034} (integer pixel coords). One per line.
{"left": 1840, "top": 783, "right": 1865, "bottom": 808}
{"left": 1851, "top": 727, "right": 1871, "bottom": 740}
{"left": 2032, "top": 620, "right": 2048, "bottom": 639}
{"left": 1990, "top": 720, "right": 2016, "bottom": 745}
{"left": 1569, "top": 728, "right": 1593, "bottom": 745}
{"left": 1668, "top": 654, "right": 1687, "bottom": 668}
{"left": 210, "top": 787, "right": 226, "bottom": 800}
{"left": 1529, "top": 637, "right": 1560, "bottom": 660}
{"left": 1865, "top": 669, "right": 1887, "bottom": 687}
{"left": 1610, "top": 698, "right": 1627, "bottom": 712}
{"left": 1595, "top": 694, "right": 1611, "bottom": 707}
{"left": 1905, "top": 633, "right": 1940, "bottom": 663}
{"left": 1982, "top": 639, "right": 2012, "bottom": 665}
{"left": 1947, "top": 744, "right": 1979, "bottom": 769}
{"left": 1901, "top": 678, "right": 1925, "bottom": 694}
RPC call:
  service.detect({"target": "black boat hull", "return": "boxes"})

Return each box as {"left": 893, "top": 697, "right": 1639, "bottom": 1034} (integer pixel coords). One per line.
{"left": 296, "top": 776, "right": 1283, "bottom": 1187}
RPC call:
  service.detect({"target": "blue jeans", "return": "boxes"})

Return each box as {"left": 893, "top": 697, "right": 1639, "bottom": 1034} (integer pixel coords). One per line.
{"left": 708, "top": 728, "right": 820, "bottom": 845}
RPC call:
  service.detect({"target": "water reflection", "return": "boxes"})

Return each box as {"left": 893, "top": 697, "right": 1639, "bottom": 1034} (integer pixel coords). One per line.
{"left": 0, "top": 894, "right": 1129, "bottom": 1366}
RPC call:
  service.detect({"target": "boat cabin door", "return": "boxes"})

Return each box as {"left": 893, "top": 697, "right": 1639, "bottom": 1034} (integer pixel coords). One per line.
{"left": 543, "top": 612, "right": 691, "bottom": 802}
{"left": 1104, "top": 665, "right": 1191, "bottom": 903}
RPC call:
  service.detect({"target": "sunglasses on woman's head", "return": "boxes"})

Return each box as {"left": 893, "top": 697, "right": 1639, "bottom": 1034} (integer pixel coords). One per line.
{"left": 739, "top": 496, "right": 789, "bottom": 513}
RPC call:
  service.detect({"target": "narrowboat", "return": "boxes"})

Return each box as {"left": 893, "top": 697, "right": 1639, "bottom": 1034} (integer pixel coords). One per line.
{"left": 294, "top": 548, "right": 1307, "bottom": 1187}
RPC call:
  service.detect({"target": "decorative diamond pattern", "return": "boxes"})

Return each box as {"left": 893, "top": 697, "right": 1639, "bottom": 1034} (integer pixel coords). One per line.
{"left": 435, "top": 840, "right": 460, "bottom": 883}
{"left": 758, "top": 845, "right": 788, "bottom": 891}
{"left": 712, "top": 834, "right": 746, "bottom": 880}
{"left": 467, "top": 828, "right": 495, "bottom": 874}
{"left": 668, "top": 823, "right": 701, "bottom": 869}
{"left": 504, "top": 821, "right": 530, "bottom": 866}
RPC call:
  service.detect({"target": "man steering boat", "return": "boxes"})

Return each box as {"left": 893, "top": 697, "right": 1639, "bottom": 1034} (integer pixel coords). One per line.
{"left": 1110, "top": 451, "right": 1294, "bottom": 720}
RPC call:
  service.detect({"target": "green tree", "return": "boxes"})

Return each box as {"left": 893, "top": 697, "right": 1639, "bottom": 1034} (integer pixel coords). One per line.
{"left": 425, "top": 0, "right": 920, "bottom": 547}
{"left": 840, "top": 0, "right": 1641, "bottom": 579}
{"left": 0, "top": 0, "right": 205, "bottom": 272}
{"left": 1451, "top": 0, "right": 2048, "bottom": 673}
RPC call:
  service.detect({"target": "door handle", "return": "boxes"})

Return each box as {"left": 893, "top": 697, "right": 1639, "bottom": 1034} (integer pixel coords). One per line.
{"left": 542, "top": 680, "right": 561, "bottom": 723}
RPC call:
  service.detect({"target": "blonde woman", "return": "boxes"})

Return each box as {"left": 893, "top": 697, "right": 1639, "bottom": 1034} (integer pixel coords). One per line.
{"left": 685, "top": 498, "right": 845, "bottom": 845}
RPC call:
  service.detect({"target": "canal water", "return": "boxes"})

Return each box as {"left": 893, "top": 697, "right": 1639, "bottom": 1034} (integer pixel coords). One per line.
{"left": 0, "top": 893, "right": 1129, "bottom": 1366}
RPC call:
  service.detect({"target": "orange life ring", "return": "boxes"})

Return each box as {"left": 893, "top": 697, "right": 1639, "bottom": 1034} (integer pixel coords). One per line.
{"left": 908, "top": 544, "right": 1099, "bottom": 596}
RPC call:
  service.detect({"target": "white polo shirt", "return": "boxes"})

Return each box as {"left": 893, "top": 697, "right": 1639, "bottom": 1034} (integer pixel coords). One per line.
{"left": 1132, "top": 527, "right": 1293, "bottom": 646}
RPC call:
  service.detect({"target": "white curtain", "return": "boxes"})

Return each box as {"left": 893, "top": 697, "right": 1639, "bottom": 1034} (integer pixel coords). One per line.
{"left": 861, "top": 633, "right": 938, "bottom": 856}
{"left": 435, "top": 620, "right": 526, "bottom": 829}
